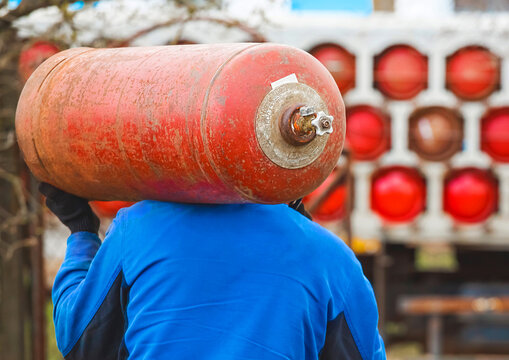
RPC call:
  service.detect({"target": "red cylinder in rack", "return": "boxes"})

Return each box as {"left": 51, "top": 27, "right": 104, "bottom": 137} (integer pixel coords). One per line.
{"left": 446, "top": 46, "right": 499, "bottom": 101}
{"left": 303, "top": 167, "right": 348, "bottom": 221}
{"left": 371, "top": 167, "right": 426, "bottom": 223}
{"left": 481, "top": 108, "right": 509, "bottom": 162}
{"left": 91, "top": 201, "right": 136, "bottom": 218}
{"left": 374, "top": 45, "right": 428, "bottom": 100}
{"left": 409, "top": 107, "right": 463, "bottom": 161}
{"left": 444, "top": 168, "right": 498, "bottom": 223}
{"left": 16, "top": 44, "right": 345, "bottom": 204}
{"left": 309, "top": 43, "right": 356, "bottom": 95}
{"left": 346, "top": 105, "right": 390, "bottom": 160}
{"left": 18, "top": 41, "right": 60, "bottom": 82}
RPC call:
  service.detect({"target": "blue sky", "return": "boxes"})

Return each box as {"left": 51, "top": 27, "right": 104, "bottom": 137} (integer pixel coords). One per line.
{"left": 7, "top": 0, "right": 96, "bottom": 11}
{"left": 291, "top": 0, "right": 373, "bottom": 13}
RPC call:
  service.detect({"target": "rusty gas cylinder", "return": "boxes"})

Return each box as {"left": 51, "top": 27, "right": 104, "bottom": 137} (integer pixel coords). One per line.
{"left": 18, "top": 40, "right": 60, "bottom": 82}
{"left": 16, "top": 44, "right": 345, "bottom": 204}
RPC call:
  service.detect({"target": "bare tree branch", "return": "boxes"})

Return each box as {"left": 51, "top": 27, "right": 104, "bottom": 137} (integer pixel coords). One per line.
{"left": 0, "top": 131, "right": 15, "bottom": 151}
{"left": 111, "top": 15, "right": 266, "bottom": 47}
{"left": 0, "top": 0, "right": 97, "bottom": 29}
{"left": 2, "top": 236, "right": 37, "bottom": 260}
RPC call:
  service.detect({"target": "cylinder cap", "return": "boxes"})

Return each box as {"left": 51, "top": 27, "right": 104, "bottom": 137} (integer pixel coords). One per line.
{"left": 256, "top": 82, "right": 330, "bottom": 169}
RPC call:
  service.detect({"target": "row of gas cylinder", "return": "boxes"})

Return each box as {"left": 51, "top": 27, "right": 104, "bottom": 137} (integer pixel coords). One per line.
{"left": 91, "top": 165, "right": 499, "bottom": 225}
{"left": 310, "top": 42, "right": 505, "bottom": 226}
{"left": 346, "top": 105, "right": 509, "bottom": 162}
{"left": 308, "top": 43, "right": 505, "bottom": 226}
{"left": 305, "top": 166, "right": 498, "bottom": 225}
{"left": 310, "top": 42, "right": 500, "bottom": 101}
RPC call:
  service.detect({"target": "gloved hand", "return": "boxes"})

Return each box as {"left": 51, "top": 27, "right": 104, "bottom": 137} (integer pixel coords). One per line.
{"left": 39, "top": 182, "right": 100, "bottom": 234}
{"left": 288, "top": 198, "right": 312, "bottom": 220}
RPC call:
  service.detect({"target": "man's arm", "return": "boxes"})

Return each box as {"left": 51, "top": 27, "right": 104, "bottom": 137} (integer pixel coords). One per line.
{"left": 41, "top": 184, "right": 129, "bottom": 359}
{"left": 320, "top": 251, "right": 386, "bottom": 360}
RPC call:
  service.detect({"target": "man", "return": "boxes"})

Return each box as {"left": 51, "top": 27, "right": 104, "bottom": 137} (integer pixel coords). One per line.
{"left": 41, "top": 183, "right": 385, "bottom": 360}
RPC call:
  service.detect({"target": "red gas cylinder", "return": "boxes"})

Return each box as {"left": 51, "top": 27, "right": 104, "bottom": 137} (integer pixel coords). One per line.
{"left": 309, "top": 43, "right": 356, "bottom": 95}
{"left": 346, "top": 105, "right": 390, "bottom": 160}
{"left": 374, "top": 45, "right": 428, "bottom": 100}
{"left": 446, "top": 46, "right": 499, "bottom": 101}
{"left": 409, "top": 107, "right": 463, "bottom": 161}
{"left": 16, "top": 44, "right": 345, "bottom": 204}
{"left": 444, "top": 168, "right": 498, "bottom": 223}
{"left": 303, "top": 167, "right": 348, "bottom": 221}
{"left": 18, "top": 41, "right": 60, "bottom": 82}
{"left": 371, "top": 167, "right": 426, "bottom": 223}
{"left": 91, "top": 201, "right": 136, "bottom": 218}
{"left": 481, "top": 108, "right": 509, "bottom": 162}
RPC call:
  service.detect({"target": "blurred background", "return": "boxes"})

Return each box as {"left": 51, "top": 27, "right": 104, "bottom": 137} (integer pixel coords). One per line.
{"left": 1, "top": 0, "right": 509, "bottom": 359}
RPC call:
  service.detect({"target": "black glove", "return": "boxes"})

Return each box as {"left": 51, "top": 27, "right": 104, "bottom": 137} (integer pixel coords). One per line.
{"left": 288, "top": 198, "right": 312, "bottom": 220}
{"left": 39, "top": 182, "right": 100, "bottom": 234}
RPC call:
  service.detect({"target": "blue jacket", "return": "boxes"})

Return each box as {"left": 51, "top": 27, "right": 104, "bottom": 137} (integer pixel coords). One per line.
{"left": 53, "top": 201, "right": 386, "bottom": 359}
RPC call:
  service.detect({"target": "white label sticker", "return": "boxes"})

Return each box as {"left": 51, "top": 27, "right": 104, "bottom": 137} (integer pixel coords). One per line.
{"left": 270, "top": 73, "right": 298, "bottom": 89}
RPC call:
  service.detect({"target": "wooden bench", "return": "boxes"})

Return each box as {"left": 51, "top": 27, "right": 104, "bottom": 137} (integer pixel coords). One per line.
{"left": 398, "top": 296, "right": 509, "bottom": 359}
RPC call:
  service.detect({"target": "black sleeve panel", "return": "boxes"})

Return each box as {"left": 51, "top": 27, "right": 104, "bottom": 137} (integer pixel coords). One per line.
{"left": 65, "top": 272, "right": 130, "bottom": 360}
{"left": 319, "top": 312, "right": 363, "bottom": 360}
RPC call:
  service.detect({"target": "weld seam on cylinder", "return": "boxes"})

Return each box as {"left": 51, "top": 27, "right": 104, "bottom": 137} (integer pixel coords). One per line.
{"left": 31, "top": 138, "right": 49, "bottom": 175}
{"left": 33, "top": 48, "right": 97, "bottom": 186}
{"left": 199, "top": 43, "right": 264, "bottom": 203}
{"left": 36, "top": 58, "right": 67, "bottom": 93}
{"left": 36, "top": 48, "right": 96, "bottom": 93}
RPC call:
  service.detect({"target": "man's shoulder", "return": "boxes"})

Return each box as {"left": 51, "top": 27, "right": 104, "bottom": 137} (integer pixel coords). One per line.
{"left": 117, "top": 201, "right": 356, "bottom": 262}
{"left": 119, "top": 200, "right": 196, "bottom": 217}
{"left": 257, "top": 204, "right": 359, "bottom": 270}
{"left": 117, "top": 201, "right": 275, "bottom": 229}
{"left": 276, "top": 204, "right": 353, "bottom": 252}
{"left": 120, "top": 201, "right": 291, "bottom": 219}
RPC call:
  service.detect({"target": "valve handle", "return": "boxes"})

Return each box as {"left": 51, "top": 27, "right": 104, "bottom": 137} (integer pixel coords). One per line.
{"left": 311, "top": 111, "right": 334, "bottom": 136}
